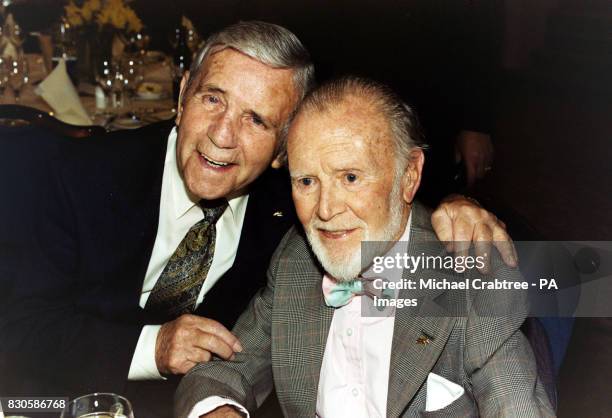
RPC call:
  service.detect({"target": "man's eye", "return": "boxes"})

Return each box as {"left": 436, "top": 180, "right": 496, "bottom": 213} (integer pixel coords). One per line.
{"left": 205, "top": 95, "right": 220, "bottom": 104}
{"left": 345, "top": 173, "right": 358, "bottom": 183}
{"left": 251, "top": 115, "right": 266, "bottom": 128}
{"left": 300, "top": 178, "right": 313, "bottom": 186}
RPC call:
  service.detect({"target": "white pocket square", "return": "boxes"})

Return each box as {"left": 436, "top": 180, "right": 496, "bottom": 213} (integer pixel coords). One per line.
{"left": 425, "top": 372, "right": 465, "bottom": 412}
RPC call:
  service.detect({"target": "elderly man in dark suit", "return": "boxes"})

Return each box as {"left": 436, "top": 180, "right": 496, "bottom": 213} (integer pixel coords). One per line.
{"left": 175, "top": 77, "right": 553, "bottom": 418}
{"left": 1, "top": 22, "right": 514, "bottom": 418}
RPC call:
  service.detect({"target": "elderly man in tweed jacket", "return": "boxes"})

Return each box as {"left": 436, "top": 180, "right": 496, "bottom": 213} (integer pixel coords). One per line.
{"left": 175, "top": 77, "right": 555, "bottom": 418}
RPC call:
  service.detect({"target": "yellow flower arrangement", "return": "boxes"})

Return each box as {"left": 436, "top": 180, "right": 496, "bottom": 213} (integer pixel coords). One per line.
{"left": 64, "top": 0, "right": 143, "bottom": 33}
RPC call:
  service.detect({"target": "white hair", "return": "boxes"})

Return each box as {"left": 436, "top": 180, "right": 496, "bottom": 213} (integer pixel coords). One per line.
{"left": 190, "top": 21, "right": 315, "bottom": 100}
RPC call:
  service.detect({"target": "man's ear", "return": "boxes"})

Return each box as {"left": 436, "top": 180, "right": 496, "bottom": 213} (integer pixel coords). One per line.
{"left": 270, "top": 152, "right": 285, "bottom": 169}
{"left": 401, "top": 148, "right": 425, "bottom": 204}
{"left": 175, "top": 71, "right": 190, "bottom": 126}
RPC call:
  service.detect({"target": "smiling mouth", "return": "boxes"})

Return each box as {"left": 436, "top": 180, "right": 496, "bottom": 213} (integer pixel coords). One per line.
{"left": 318, "top": 228, "right": 358, "bottom": 239}
{"left": 200, "top": 152, "right": 233, "bottom": 168}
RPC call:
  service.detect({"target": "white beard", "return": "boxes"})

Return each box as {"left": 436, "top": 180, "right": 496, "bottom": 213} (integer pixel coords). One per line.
{"left": 305, "top": 175, "right": 406, "bottom": 283}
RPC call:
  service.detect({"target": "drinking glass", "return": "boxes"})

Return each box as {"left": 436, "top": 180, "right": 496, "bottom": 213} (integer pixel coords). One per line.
{"left": 121, "top": 57, "right": 144, "bottom": 105}
{"left": 110, "top": 64, "right": 126, "bottom": 109}
{"left": 7, "top": 56, "right": 28, "bottom": 103}
{"left": 60, "top": 393, "right": 134, "bottom": 418}
{"left": 95, "top": 58, "right": 114, "bottom": 97}
{"left": 94, "top": 57, "right": 120, "bottom": 114}
{"left": 133, "top": 31, "right": 150, "bottom": 57}
{"left": 0, "top": 57, "right": 9, "bottom": 100}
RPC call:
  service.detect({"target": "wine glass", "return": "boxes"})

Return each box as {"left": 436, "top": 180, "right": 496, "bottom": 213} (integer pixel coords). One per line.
{"left": 94, "top": 57, "right": 120, "bottom": 124}
{"left": 61, "top": 393, "right": 134, "bottom": 418}
{"left": 7, "top": 56, "right": 28, "bottom": 103}
{"left": 109, "top": 64, "right": 126, "bottom": 109}
{"left": 133, "top": 30, "right": 150, "bottom": 57}
{"left": 95, "top": 58, "right": 114, "bottom": 96}
{"left": 122, "top": 57, "right": 144, "bottom": 103}
{"left": 0, "top": 57, "right": 9, "bottom": 101}
{"left": 186, "top": 28, "right": 201, "bottom": 54}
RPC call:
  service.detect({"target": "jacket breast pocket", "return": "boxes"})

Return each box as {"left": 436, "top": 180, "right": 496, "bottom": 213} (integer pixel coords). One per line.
{"left": 420, "top": 392, "right": 477, "bottom": 418}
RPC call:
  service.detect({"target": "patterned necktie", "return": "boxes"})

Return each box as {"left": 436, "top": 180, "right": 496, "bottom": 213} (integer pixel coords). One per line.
{"left": 145, "top": 198, "right": 228, "bottom": 319}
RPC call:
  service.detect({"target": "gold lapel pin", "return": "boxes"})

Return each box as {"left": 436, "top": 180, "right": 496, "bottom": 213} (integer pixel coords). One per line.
{"left": 273, "top": 211, "right": 284, "bottom": 217}
{"left": 416, "top": 335, "right": 432, "bottom": 345}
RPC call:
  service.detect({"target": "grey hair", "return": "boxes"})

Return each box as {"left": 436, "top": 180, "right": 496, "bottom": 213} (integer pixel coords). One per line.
{"left": 189, "top": 21, "right": 315, "bottom": 101}
{"left": 283, "top": 75, "right": 426, "bottom": 169}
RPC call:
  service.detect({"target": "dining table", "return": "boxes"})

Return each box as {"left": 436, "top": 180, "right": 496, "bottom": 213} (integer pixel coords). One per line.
{"left": 1, "top": 52, "right": 178, "bottom": 131}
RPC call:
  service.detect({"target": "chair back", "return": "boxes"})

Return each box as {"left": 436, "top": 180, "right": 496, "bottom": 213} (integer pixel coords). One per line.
{"left": 0, "top": 105, "right": 105, "bottom": 138}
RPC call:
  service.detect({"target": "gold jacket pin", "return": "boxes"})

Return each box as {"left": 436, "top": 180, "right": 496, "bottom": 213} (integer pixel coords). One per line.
{"left": 416, "top": 335, "right": 432, "bottom": 345}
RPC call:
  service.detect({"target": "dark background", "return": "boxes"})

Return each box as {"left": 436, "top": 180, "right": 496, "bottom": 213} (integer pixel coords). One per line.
{"left": 8, "top": 0, "right": 612, "bottom": 416}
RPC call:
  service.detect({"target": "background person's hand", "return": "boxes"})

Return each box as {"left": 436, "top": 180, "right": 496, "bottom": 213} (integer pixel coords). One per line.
{"left": 455, "top": 130, "right": 494, "bottom": 187}
{"left": 431, "top": 194, "right": 518, "bottom": 273}
{"left": 155, "top": 314, "right": 243, "bottom": 375}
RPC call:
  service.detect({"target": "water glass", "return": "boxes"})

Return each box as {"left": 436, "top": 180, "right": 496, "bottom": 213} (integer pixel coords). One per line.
{"left": 7, "top": 57, "right": 29, "bottom": 103}
{"left": 122, "top": 57, "right": 144, "bottom": 105}
{"left": 60, "top": 393, "right": 134, "bottom": 418}
{"left": 0, "top": 57, "right": 9, "bottom": 99}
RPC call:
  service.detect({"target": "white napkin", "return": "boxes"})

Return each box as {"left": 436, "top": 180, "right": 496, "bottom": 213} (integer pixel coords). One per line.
{"left": 425, "top": 372, "right": 465, "bottom": 412}
{"left": 35, "top": 59, "right": 92, "bottom": 126}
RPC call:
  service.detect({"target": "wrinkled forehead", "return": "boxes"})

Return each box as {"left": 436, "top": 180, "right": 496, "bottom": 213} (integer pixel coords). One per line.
{"left": 288, "top": 97, "right": 395, "bottom": 156}
{"left": 192, "top": 48, "right": 301, "bottom": 126}
{"left": 195, "top": 47, "right": 300, "bottom": 99}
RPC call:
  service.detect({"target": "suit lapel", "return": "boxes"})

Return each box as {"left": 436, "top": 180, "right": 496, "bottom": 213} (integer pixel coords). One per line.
{"left": 386, "top": 203, "right": 458, "bottom": 417}
{"left": 298, "top": 270, "right": 335, "bottom": 415}
{"left": 274, "top": 240, "right": 334, "bottom": 416}
{"left": 386, "top": 282, "right": 456, "bottom": 416}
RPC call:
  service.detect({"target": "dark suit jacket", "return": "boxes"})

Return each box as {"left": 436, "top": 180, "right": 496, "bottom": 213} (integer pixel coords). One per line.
{"left": 0, "top": 122, "right": 295, "bottom": 417}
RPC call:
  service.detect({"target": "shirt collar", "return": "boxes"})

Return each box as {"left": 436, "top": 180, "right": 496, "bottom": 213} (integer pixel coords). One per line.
{"left": 165, "top": 127, "right": 248, "bottom": 221}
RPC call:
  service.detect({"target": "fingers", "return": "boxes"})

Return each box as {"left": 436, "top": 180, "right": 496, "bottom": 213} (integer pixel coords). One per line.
{"left": 431, "top": 206, "right": 455, "bottom": 251}
{"left": 433, "top": 194, "right": 517, "bottom": 272}
{"left": 186, "top": 346, "right": 212, "bottom": 364}
{"left": 451, "top": 216, "right": 472, "bottom": 259}
{"left": 191, "top": 327, "right": 236, "bottom": 361}
{"left": 473, "top": 223, "right": 493, "bottom": 274}
{"left": 156, "top": 321, "right": 200, "bottom": 375}
{"left": 155, "top": 315, "right": 243, "bottom": 376}
{"left": 192, "top": 316, "right": 243, "bottom": 353}
{"left": 492, "top": 225, "right": 518, "bottom": 268}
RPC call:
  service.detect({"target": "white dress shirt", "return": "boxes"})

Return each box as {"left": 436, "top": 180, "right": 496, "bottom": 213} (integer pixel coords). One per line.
{"left": 315, "top": 216, "right": 410, "bottom": 418}
{"left": 188, "top": 216, "right": 412, "bottom": 417}
{"left": 128, "top": 127, "right": 249, "bottom": 380}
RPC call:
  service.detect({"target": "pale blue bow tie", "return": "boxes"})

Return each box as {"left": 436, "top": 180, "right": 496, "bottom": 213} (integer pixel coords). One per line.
{"left": 322, "top": 276, "right": 394, "bottom": 308}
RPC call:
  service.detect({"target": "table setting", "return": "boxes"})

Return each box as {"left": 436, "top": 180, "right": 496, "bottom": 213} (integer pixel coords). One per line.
{"left": 0, "top": 0, "right": 204, "bottom": 132}
{"left": 0, "top": 50, "right": 177, "bottom": 131}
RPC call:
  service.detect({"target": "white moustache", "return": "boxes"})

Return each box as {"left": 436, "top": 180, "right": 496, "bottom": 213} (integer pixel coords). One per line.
{"left": 310, "top": 219, "right": 365, "bottom": 232}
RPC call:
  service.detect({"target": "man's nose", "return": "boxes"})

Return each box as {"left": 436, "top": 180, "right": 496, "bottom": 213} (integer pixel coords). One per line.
{"left": 316, "top": 183, "right": 345, "bottom": 222}
{"left": 207, "top": 112, "right": 237, "bottom": 149}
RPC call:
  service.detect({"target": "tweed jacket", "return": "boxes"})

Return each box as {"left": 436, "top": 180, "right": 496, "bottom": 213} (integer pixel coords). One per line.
{"left": 175, "top": 202, "right": 555, "bottom": 417}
